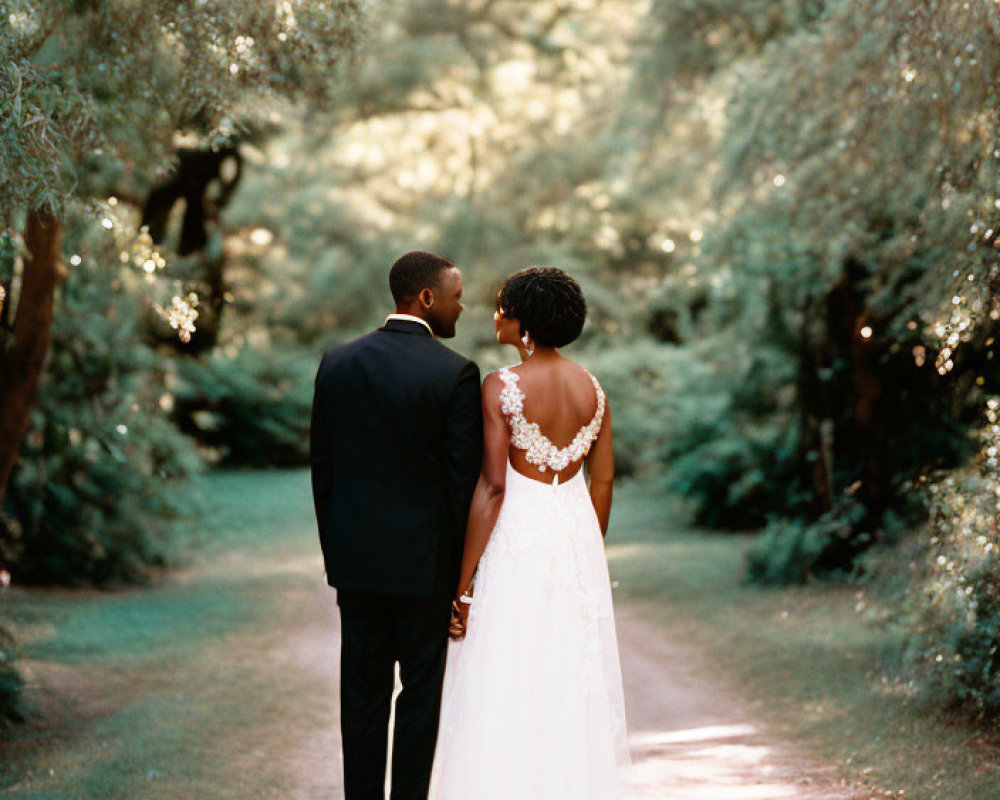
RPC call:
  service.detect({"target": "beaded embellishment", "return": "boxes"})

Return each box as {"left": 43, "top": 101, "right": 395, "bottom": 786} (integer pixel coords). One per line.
{"left": 497, "top": 367, "right": 606, "bottom": 472}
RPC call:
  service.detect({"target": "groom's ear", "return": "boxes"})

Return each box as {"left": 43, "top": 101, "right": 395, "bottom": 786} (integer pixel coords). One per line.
{"left": 419, "top": 287, "right": 435, "bottom": 308}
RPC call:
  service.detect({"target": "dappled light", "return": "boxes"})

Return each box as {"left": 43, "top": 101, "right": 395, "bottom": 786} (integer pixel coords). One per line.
{"left": 629, "top": 725, "right": 801, "bottom": 800}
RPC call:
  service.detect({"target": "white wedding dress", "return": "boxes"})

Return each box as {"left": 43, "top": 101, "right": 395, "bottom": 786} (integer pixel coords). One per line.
{"left": 429, "top": 367, "right": 630, "bottom": 800}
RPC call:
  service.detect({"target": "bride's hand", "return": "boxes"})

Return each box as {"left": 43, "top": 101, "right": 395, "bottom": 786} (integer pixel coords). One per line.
{"left": 449, "top": 599, "right": 470, "bottom": 639}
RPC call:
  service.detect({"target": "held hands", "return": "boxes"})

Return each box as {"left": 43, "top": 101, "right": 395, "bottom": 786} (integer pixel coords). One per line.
{"left": 448, "top": 599, "right": 468, "bottom": 639}
{"left": 448, "top": 589, "right": 472, "bottom": 640}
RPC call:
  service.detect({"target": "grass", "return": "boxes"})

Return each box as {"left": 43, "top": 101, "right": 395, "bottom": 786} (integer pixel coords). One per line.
{"left": 606, "top": 477, "right": 1000, "bottom": 800}
{"left": 0, "top": 469, "right": 336, "bottom": 800}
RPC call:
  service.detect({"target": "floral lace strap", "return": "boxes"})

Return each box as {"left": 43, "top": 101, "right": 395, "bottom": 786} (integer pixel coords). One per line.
{"left": 497, "top": 367, "right": 606, "bottom": 473}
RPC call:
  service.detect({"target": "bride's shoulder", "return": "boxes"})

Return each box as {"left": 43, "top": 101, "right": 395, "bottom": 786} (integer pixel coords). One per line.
{"left": 561, "top": 360, "right": 607, "bottom": 407}
{"left": 557, "top": 358, "right": 602, "bottom": 386}
{"left": 486, "top": 364, "right": 522, "bottom": 384}
{"left": 482, "top": 368, "right": 512, "bottom": 393}
{"left": 481, "top": 370, "right": 516, "bottom": 418}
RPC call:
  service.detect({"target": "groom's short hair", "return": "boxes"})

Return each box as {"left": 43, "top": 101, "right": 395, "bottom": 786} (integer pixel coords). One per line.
{"left": 389, "top": 251, "right": 455, "bottom": 304}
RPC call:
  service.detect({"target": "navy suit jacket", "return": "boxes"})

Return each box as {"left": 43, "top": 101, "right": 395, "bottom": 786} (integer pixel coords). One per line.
{"left": 309, "top": 319, "right": 483, "bottom": 597}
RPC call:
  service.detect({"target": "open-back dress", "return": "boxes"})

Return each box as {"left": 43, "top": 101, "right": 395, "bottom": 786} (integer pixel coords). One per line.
{"left": 429, "top": 366, "right": 630, "bottom": 800}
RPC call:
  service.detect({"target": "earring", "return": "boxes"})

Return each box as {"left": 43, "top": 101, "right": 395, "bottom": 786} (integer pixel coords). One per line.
{"left": 521, "top": 332, "right": 534, "bottom": 357}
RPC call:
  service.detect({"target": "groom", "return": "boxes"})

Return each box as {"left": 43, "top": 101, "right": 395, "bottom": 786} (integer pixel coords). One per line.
{"left": 310, "top": 251, "right": 483, "bottom": 800}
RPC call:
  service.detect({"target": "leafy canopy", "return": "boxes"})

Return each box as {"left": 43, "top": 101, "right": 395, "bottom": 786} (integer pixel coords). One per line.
{"left": 0, "top": 0, "right": 364, "bottom": 216}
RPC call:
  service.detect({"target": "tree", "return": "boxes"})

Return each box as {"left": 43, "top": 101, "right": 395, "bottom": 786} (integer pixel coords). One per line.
{"left": 0, "top": 0, "right": 364, "bottom": 507}
{"left": 684, "top": 0, "right": 1000, "bottom": 573}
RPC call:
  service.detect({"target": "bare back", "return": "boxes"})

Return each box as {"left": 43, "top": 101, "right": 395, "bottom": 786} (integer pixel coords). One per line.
{"left": 500, "top": 357, "right": 604, "bottom": 484}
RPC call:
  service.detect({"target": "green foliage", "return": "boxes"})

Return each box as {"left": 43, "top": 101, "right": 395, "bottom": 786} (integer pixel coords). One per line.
{"left": 0, "top": 626, "right": 22, "bottom": 725}
{"left": 0, "top": 0, "right": 367, "bottom": 590}
{"left": 640, "top": 0, "right": 828, "bottom": 89}
{"left": 746, "top": 500, "right": 867, "bottom": 585}
{"left": 895, "top": 449, "right": 1000, "bottom": 721}
{"left": 1, "top": 0, "right": 364, "bottom": 214}
{"left": 711, "top": 0, "right": 1000, "bottom": 358}
{"left": 658, "top": 324, "right": 802, "bottom": 528}
{"left": 170, "top": 345, "right": 314, "bottom": 467}
{"left": 637, "top": 0, "right": 1000, "bottom": 581}
{"left": 668, "top": 421, "right": 800, "bottom": 530}
{"left": 586, "top": 338, "right": 709, "bottom": 477}
{"left": 0, "top": 0, "right": 367, "bottom": 593}
{"left": 1, "top": 246, "right": 202, "bottom": 585}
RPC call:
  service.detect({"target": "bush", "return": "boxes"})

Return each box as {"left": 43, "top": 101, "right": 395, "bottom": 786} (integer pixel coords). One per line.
{"left": 746, "top": 496, "right": 868, "bottom": 585}
{"left": 586, "top": 339, "right": 711, "bottom": 478}
{"left": 0, "top": 254, "right": 202, "bottom": 585}
{"left": 169, "top": 345, "right": 315, "bottom": 467}
{"left": 0, "top": 626, "right": 22, "bottom": 725}
{"left": 659, "top": 333, "right": 802, "bottom": 529}
{"left": 667, "top": 420, "right": 800, "bottom": 530}
{"left": 896, "top": 457, "right": 1000, "bottom": 721}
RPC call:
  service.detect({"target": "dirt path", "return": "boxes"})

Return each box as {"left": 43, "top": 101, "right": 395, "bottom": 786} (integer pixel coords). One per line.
{"left": 1, "top": 472, "right": 864, "bottom": 799}
{"left": 266, "top": 584, "right": 866, "bottom": 800}
{"left": 616, "top": 606, "right": 860, "bottom": 800}
{"left": 278, "top": 590, "right": 865, "bottom": 800}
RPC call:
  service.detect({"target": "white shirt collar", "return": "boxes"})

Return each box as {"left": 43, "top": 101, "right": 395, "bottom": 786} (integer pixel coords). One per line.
{"left": 385, "top": 313, "right": 434, "bottom": 336}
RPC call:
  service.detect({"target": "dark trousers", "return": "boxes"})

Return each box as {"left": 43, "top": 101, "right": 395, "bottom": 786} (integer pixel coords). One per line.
{"left": 337, "top": 589, "right": 452, "bottom": 800}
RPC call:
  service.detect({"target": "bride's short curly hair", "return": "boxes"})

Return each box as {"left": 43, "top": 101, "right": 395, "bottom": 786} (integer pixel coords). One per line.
{"left": 496, "top": 267, "right": 587, "bottom": 348}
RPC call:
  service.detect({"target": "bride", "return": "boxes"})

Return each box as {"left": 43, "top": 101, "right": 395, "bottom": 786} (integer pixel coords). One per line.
{"left": 429, "top": 267, "right": 630, "bottom": 799}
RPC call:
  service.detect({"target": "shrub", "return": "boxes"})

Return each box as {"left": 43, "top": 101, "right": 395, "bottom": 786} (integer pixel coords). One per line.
{"left": 0, "top": 627, "right": 22, "bottom": 725}
{"left": 746, "top": 496, "right": 868, "bottom": 585}
{"left": 586, "top": 339, "right": 711, "bottom": 478}
{"left": 169, "top": 345, "right": 315, "bottom": 467}
{"left": 659, "top": 333, "right": 802, "bottom": 529}
{"left": 0, "top": 254, "right": 202, "bottom": 585}
{"left": 896, "top": 445, "right": 1000, "bottom": 720}
{"left": 667, "top": 420, "right": 800, "bottom": 530}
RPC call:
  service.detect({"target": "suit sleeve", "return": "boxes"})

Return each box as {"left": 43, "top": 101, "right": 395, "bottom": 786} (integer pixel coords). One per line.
{"left": 445, "top": 360, "right": 484, "bottom": 545}
{"left": 310, "top": 359, "right": 333, "bottom": 545}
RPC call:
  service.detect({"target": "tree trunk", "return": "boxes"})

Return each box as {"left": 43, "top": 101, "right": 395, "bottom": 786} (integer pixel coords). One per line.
{"left": 850, "top": 310, "right": 888, "bottom": 524}
{"left": 796, "top": 299, "right": 834, "bottom": 516}
{"left": 810, "top": 262, "right": 887, "bottom": 574}
{"left": 0, "top": 209, "right": 63, "bottom": 508}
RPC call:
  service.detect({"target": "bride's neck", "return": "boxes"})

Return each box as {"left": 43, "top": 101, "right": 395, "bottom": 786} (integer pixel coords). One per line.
{"left": 525, "top": 346, "right": 559, "bottom": 363}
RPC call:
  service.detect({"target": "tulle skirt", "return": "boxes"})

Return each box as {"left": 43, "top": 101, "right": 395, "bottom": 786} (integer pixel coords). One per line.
{"left": 429, "top": 461, "right": 630, "bottom": 799}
